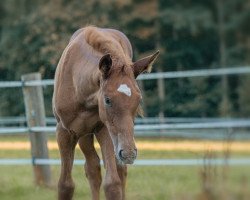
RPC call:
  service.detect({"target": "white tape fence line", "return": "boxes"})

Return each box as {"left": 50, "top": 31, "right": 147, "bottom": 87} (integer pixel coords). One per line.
{"left": 1, "top": 116, "right": 250, "bottom": 126}
{"left": 1, "top": 158, "right": 250, "bottom": 166}
{"left": 1, "top": 119, "right": 250, "bottom": 140}
{"left": 138, "top": 66, "right": 250, "bottom": 80}
{"left": 1, "top": 66, "right": 250, "bottom": 88}
{"left": 1, "top": 119, "right": 250, "bottom": 134}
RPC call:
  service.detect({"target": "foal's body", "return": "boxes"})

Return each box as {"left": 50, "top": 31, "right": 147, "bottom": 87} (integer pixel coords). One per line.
{"left": 53, "top": 26, "right": 159, "bottom": 200}
{"left": 53, "top": 28, "right": 132, "bottom": 135}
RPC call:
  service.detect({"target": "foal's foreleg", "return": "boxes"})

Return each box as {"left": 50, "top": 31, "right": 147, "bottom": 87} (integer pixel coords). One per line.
{"left": 95, "top": 127, "right": 123, "bottom": 200}
{"left": 57, "top": 124, "right": 78, "bottom": 200}
{"left": 116, "top": 164, "right": 127, "bottom": 200}
{"left": 78, "top": 134, "right": 102, "bottom": 200}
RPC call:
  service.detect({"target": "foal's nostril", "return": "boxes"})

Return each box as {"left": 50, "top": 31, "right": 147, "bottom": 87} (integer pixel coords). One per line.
{"left": 119, "top": 150, "right": 125, "bottom": 160}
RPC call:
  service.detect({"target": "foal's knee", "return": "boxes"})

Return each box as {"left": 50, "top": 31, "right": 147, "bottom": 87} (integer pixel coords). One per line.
{"left": 103, "top": 177, "right": 122, "bottom": 199}
{"left": 58, "top": 179, "right": 75, "bottom": 200}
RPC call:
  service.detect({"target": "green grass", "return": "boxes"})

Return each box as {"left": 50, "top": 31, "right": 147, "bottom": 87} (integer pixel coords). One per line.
{"left": 1, "top": 165, "right": 250, "bottom": 200}
{"left": 1, "top": 136, "right": 250, "bottom": 199}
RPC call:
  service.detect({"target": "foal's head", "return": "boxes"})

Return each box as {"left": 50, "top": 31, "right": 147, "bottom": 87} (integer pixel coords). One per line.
{"left": 98, "top": 51, "right": 159, "bottom": 164}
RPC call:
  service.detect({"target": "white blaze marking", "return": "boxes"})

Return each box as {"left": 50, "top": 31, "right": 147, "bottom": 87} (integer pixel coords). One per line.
{"left": 117, "top": 84, "right": 131, "bottom": 97}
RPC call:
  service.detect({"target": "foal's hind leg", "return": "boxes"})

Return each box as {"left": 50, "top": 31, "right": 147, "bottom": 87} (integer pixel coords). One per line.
{"left": 57, "top": 123, "right": 78, "bottom": 200}
{"left": 78, "top": 134, "right": 102, "bottom": 200}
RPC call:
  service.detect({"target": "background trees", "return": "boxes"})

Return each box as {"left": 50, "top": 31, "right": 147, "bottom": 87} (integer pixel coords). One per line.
{"left": 0, "top": 0, "right": 250, "bottom": 118}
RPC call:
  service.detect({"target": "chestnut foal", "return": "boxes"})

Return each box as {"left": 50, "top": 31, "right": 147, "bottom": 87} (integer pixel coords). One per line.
{"left": 53, "top": 26, "right": 159, "bottom": 200}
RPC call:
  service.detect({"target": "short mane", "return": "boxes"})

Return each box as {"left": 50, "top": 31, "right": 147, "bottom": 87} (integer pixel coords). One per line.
{"left": 84, "top": 26, "right": 131, "bottom": 64}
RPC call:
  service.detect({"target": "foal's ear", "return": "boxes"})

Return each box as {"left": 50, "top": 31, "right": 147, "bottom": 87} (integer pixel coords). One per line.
{"left": 133, "top": 50, "right": 159, "bottom": 79}
{"left": 99, "top": 54, "right": 112, "bottom": 79}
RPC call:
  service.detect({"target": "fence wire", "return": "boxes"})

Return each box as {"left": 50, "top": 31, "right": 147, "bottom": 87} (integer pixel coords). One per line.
{"left": 1, "top": 158, "right": 250, "bottom": 166}
{"left": 1, "top": 66, "right": 250, "bottom": 88}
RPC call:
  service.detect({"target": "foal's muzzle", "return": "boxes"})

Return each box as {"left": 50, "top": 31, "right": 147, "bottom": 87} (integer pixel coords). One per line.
{"left": 118, "top": 148, "right": 137, "bottom": 164}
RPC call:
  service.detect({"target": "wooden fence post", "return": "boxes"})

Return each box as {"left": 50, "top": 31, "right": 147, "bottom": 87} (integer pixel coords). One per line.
{"left": 21, "top": 73, "right": 51, "bottom": 187}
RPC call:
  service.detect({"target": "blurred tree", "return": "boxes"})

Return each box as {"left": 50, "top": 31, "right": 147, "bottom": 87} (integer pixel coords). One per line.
{"left": 215, "top": 0, "right": 250, "bottom": 117}
{"left": 0, "top": 0, "right": 112, "bottom": 115}
{"left": 217, "top": 0, "right": 231, "bottom": 117}
{"left": 238, "top": 77, "right": 250, "bottom": 117}
{"left": 228, "top": 0, "right": 250, "bottom": 117}
{"left": 159, "top": 0, "right": 221, "bottom": 117}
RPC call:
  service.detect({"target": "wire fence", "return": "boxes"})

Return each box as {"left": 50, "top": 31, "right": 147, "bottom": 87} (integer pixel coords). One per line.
{"left": 1, "top": 66, "right": 250, "bottom": 88}
{"left": 1, "top": 119, "right": 250, "bottom": 132}
{"left": 1, "top": 158, "right": 250, "bottom": 166}
{"left": 1, "top": 119, "right": 250, "bottom": 141}
{"left": 1, "top": 67, "right": 250, "bottom": 167}
{"left": 1, "top": 116, "right": 250, "bottom": 125}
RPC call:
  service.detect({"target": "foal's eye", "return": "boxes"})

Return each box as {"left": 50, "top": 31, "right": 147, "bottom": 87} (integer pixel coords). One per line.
{"left": 104, "top": 96, "right": 112, "bottom": 107}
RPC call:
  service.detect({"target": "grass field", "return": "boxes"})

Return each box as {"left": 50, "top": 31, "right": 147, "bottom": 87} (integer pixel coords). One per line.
{"left": 0, "top": 135, "right": 250, "bottom": 200}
